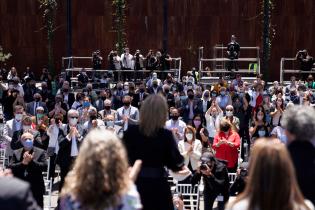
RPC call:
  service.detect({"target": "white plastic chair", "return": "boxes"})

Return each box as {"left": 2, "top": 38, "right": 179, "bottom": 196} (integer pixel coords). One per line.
{"left": 228, "top": 173, "right": 237, "bottom": 184}
{"left": 175, "top": 184, "right": 200, "bottom": 210}
{"left": 0, "top": 148, "right": 7, "bottom": 169}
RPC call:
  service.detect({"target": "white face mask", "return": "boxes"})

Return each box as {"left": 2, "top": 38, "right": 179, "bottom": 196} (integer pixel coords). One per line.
{"left": 23, "top": 125, "right": 31, "bottom": 131}
{"left": 15, "top": 114, "right": 23, "bottom": 121}
{"left": 69, "top": 118, "right": 78, "bottom": 126}
{"left": 226, "top": 111, "right": 233, "bottom": 117}
{"left": 106, "top": 120, "right": 114, "bottom": 127}
{"left": 185, "top": 133, "right": 193, "bottom": 141}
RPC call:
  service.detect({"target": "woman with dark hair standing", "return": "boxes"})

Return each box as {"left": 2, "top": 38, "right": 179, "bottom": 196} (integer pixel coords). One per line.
{"left": 226, "top": 139, "right": 314, "bottom": 210}
{"left": 123, "top": 94, "right": 188, "bottom": 210}
{"left": 249, "top": 106, "right": 270, "bottom": 144}
{"left": 270, "top": 97, "right": 285, "bottom": 128}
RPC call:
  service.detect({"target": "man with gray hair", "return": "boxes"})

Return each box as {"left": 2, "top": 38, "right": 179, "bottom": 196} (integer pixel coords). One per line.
{"left": 282, "top": 106, "right": 315, "bottom": 205}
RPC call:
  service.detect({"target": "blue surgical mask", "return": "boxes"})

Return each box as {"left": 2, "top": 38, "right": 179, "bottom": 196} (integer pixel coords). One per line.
{"left": 83, "top": 101, "right": 90, "bottom": 108}
{"left": 180, "top": 96, "right": 187, "bottom": 100}
{"left": 23, "top": 139, "right": 33, "bottom": 150}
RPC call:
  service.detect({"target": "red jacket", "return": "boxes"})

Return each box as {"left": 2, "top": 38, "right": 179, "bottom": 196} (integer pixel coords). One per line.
{"left": 212, "top": 131, "right": 240, "bottom": 168}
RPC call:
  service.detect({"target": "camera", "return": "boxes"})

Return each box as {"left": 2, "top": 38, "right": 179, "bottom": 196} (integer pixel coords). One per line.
{"left": 200, "top": 162, "right": 209, "bottom": 171}
{"left": 240, "top": 168, "right": 248, "bottom": 177}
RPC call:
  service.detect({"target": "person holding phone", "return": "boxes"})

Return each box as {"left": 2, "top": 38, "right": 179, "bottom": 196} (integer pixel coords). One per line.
{"left": 192, "top": 152, "right": 230, "bottom": 210}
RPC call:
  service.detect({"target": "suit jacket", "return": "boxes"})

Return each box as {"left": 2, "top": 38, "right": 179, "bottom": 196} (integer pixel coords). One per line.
{"left": 56, "top": 125, "right": 83, "bottom": 169}
{"left": 26, "top": 101, "right": 47, "bottom": 116}
{"left": 116, "top": 106, "right": 139, "bottom": 127}
{"left": 132, "top": 92, "right": 149, "bottom": 108}
{"left": 148, "top": 86, "right": 163, "bottom": 95}
{"left": 288, "top": 141, "right": 315, "bottom": 205}
{"left": 10, "top": 146, "right": 47, "bottom": 206}
{"left": 0, "top": 177, "right": 41, "bottom": 210}
{"left": 3, "top": 119, "right": 22, "bottom": 156}
{"left": 181, "top": 98, "right": 203, "bottom": 123}
{"left": 61, "top": 92, "right": 75, "bottom": 110}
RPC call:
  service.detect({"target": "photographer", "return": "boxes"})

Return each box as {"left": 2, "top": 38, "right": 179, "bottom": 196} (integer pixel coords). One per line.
{"left": 295, "top": 50, "right": 314, "bottom": 79}
{"left": 229, "top": 162, "right": 249, "bottom": 196}
{"left": 92, "top": 50, "right": 103, "bottom": 70}
{"left": 133, "top": 49, "right": 144, "bottom": 81}
{"left": 226, "top": 35, "right": 240, "bottom": 72}
{"left": 192, "top": 152, "right": 230, "bottom": 210}
{"left": 107, "top": 50, "right": 121, "bottom": 81}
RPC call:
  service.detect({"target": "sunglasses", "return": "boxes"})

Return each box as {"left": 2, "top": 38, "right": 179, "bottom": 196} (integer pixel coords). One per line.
{"left": 70, "top": 117, "right": 79, "bottom": 119}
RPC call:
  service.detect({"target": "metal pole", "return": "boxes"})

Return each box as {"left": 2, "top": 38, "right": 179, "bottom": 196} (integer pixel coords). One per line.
{"left": 66, "top": 0, "right": 72, "bottom": 57}
{"left": 163, "top": 0, "right": 168, "bottom": 52}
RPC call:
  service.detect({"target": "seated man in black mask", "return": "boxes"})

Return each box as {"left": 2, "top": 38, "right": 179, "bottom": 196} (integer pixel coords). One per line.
{"left": 192, "top": 152, "right": 230, "bottom": 210}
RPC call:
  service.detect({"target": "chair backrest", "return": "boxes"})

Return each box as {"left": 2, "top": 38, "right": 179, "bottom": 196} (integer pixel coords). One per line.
{"left": 0, "top": 148, "right": 6, "bottom": 168}
{"left": 175, "top": 184, "right": 200, "bottom": 210}
{"left": 228, "top": 173, "right": 237, "bottom": 184}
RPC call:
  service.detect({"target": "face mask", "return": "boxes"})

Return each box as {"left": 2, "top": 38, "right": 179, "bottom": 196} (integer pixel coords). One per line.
{"left": 106, "top": 120, "right": 114, "bottom": 127}
{"left": 8, "top": 84, "right": 14, "bottom": 89}
{"left": 258, "top": 130, "right": 266, "bottom": 137}
{"left": 118, "top": 87, "right": 123, "bottom": 91}
{"left": 239, "top": 93, "right": 244, "bottom": 98}
{"left": 69, "top": 118, "right": 78, "bottom": 126}
{"left": 105, "top": 106, "right": 111, "bottom": 110}
{"left": 23, "top": 139, "right": 33, "bottom": 150}
{"left": 220, "top": 91, "right": 226, "bottom": 96}
{"left": 204, "top": 94, "right": 210, "bottom": 98}
{"left": 187, "top": 86, "right": 193, "bottom": 90}
{"left": 34, "top": 98, "right": 40, "bottom": 102}
{"left": 139, "top": 88, "right": 145, "bottom": 93}
{"left": 37, "top": 113, "right": 44, "bottom": 119}
{"left": 90, "top": 115, "right": 97, "bottom": 120}
{"left": 123, "top": 101, "right": 131, "bottom": 107}
{"left": 124, "top": 86, "right": 129, "bottom": 91}
{"left": 15, "top": 114, "right": 23, "bottom": 121}
{"left": 171, "top": 115, "right": 179, "bottom": 121}
{"left": 153, "top": 83, "right": 158, "bottom": 88}
{"left": 63, "top": 89, "right": 69, "bottom": 93}
{"left": 188, "top": 94, "right": 194, "bottom": 99}
{"left": 185, "top": 133, "right": 193, "bottom": 141}
{"left": 193, "top": 120, "right": 201, "bottom": 127}
{"left": 83, "top": 101, "right": 90, "bottom": 108}
{"left": 180, "top": 96, "right": 187, "bottom": 100}
{"left": 257, "top": 115, "right": 264, "bottom": 121}
{"left": 226, "top": 111, "right": 233, "bottom": 117}
{"left": 23, "top": 125, "right": 32, "bottom": 131}
{"left": 101, "top": 96, "right": 106, "bottom": 100}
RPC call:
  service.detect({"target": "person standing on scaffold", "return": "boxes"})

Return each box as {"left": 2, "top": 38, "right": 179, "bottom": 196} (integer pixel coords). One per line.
{"left": 226, "top": 35, "right": 240, "bottom": 72}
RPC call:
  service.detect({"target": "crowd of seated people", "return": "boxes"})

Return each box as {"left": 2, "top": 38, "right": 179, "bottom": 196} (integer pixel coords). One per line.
{"left": 0, "top": 65, "right": 315, "bottom": 210}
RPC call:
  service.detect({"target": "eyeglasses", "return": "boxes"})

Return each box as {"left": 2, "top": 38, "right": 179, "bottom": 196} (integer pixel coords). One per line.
{"left": 70, "top": 117, "right": 79, "bottom": 119}
{"left": 226, "top": 109, "right": 233, "bottom": 111}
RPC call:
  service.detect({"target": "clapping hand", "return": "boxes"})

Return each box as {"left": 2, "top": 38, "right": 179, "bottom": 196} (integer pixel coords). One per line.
{"left": 22, "top": 152, "right": 33, "bottom": 165}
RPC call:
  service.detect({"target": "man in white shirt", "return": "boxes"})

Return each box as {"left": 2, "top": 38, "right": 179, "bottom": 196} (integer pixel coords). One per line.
{"left": 121, "top": 48, "right": 134, "bottom": 81}
{"left": 165, "top": 108, "right": 186, "bottom": 142}
{"left": 116, "top": 95, "right": 139, "bottom": 131}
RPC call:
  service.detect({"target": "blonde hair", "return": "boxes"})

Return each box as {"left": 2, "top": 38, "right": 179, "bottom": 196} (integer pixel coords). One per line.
{"left": 230, "top": 139, "right": 310, "bottom": 210}
{"left": 61, "top": 129, "right": 129, "bottom": 210}
{"left": 139, "top": 94, "right": 168, "bottom": 137}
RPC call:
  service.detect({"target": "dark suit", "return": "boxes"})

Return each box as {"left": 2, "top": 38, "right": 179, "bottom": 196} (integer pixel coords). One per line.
{"left": 56, "top": 125, "right": 83, "bottom": 190}
{"left": 288, "top": 140, "right": 315, "bottom": 205}
{"left": 0, "top": 177, "right": 41, "bottom": 210}
{"left": 61, "top": 92, "right": 75, "bottom": 110}
{"left": 26, "top": 101, "right": 47, "bottom": 116}
{"left": 10, "top": 147, "right": 47, "bottom": 208}
{"left": 148, "top": 86, "right": 163, "bottom": 95}
{"left": 132, "top": 92, "right": 149, "bottom": 108}
{"left": 181, "top": 98, "right": 203, "bottom": 123}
